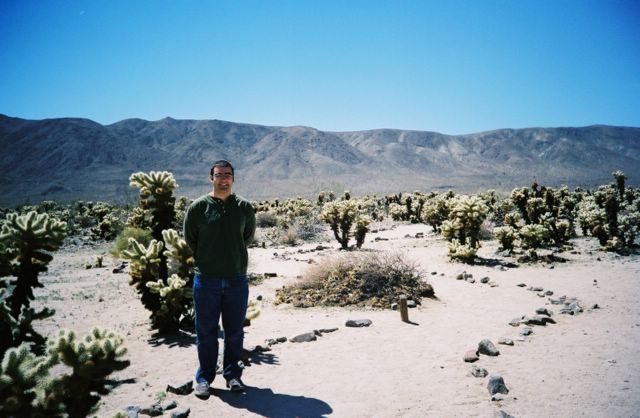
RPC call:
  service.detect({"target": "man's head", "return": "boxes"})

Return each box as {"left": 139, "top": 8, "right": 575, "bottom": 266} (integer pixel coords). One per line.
{"left": 209, "top": 160, "right": 234, "bottom": 196}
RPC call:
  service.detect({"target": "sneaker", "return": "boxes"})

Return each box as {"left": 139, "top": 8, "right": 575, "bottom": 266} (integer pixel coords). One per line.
{"left": 194, "top": 381, "right": 210, "bottom": 399}
{"left": 226, "top": 378, "right": 247, "bottom": 392}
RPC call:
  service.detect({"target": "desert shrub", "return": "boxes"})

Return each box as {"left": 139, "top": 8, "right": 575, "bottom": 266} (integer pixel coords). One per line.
{"left": 256, "top": 211, "right": 279, "bottom": 228}
{"left": 110, "top": 227, "right": 153, "bottom": 258}
{"left": 518, "top": 224, "right": 550, "bottom": 252}
{"left": 274, "top": 252, "right": 434, "bottom": 308}
{"left": 444, "top": 195, "right": 489, "bottom": 249}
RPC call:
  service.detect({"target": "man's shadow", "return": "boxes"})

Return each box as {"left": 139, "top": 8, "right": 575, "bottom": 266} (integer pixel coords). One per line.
{"left": 212, "top": 386, "right": 333, "bottom": 418}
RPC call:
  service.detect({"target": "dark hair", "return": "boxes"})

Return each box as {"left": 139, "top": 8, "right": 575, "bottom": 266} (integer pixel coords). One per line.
{"left": 210, "top": 160, "right": 234, "bottom": 177}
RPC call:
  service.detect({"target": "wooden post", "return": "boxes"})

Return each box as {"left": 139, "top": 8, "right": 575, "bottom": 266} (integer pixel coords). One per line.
{"left": 399, "top": 296, "right": 409, "bottom": 322}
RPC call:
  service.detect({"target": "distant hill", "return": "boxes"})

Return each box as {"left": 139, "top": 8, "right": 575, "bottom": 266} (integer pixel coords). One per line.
{"left": 1, "top": 114, "right": 639, "bottom": 206}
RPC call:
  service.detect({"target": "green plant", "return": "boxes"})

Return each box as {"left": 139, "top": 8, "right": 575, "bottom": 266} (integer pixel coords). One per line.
{"left": 447, "top": 238, "right": 478, "bottom": 263}
{"left": 110, "top": 227, "right": 153, "bottom": 258}
{"left": 0, "top": 211, "right": 66, "bottom": 357}
{"left": 494, "top": 225, "right": 518, "bottom": 252}
{"left": 320, "top": 200, "right": 371, "bottom": 249}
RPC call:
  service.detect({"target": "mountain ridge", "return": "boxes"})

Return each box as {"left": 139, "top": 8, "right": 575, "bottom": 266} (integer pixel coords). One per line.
{"left": 1, "top": 114, "right": 639, "bottom": 206}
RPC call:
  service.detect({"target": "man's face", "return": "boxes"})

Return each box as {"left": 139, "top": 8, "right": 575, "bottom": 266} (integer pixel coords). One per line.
{"left": 211, "top": 166, "right": 234, "bottom": 193}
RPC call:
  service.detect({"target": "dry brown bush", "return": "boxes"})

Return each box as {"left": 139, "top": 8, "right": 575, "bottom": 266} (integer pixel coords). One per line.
{"left": 275, "top": 251, "right": 435, "bottom": 308}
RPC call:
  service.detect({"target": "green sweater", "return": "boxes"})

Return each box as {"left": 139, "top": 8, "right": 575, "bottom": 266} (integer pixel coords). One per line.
{"left": 183, "top": 194, "right": 256, "bottom": 277}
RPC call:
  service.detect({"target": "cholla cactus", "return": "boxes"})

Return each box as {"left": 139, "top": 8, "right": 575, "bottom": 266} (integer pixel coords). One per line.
{"left": 0, "top": 343, "right": 53, "bottom": 417}
{"left": 43, "top": 328, "right": 129, "bottom": 417}
{"left": 510, "top": 187, "right": 531, "bottom": 224}
{"left": 619, "top": 212, "right": 640, "bottom": 246}
{"left": 613, "top": 170, "right": 627, "bottom": 200}
{"left": 448, "top": 195, "right": 489, "bottom": 248}
{"left": 0, "top": 328, "right": 129, "bottom": 418}
{"left": 447, "top": 238, "right": 478, "bottom": 263}
{"left": 354, "top": 215, "right": 372, "bottom": 249}
{"left": 576, "top": 196, "right": 606, "bottom": 236}
{"left": 126, "top": 206, "right": 153, "bottom": 230}
{"left": 129, "top": 171, "right": 177, "bottom": 243}
{"left": 146, "top": 274, "right": 192, "bottom": 332}
{"left": 525, "top": 197, "right": 546, "bottom": 224}
{"left": 162, "top": 229, "right": 193, "bottom": 281}
{"left": 121, "top": 238, "right": 163, "bottom": 314}
{"left": 388, "top": 203, "right": 406, "bottom": 221}
{"left": 518, "top": 224, "right": 550, "bottom": 252}
{"left": 0, "top": 211, "right": 65, "bottom": 357}
{"left": 503, "top": 212, "right": 522, "bottom": 228}
{"left": 90, "top": 212, "right": 123, "bottom": 241}
{"left": 494, "top": 226, "right": 518, "bottom": 252}
{"left": 320, "top": 200, "right": 370, "bottom": 249}
{"left": 421, "top": 194, "right": 452, "bottom": 231}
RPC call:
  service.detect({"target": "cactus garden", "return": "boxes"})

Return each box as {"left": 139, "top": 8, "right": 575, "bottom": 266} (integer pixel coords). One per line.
{"left": 0, "top": 170, "right": 638, "bottom": 417}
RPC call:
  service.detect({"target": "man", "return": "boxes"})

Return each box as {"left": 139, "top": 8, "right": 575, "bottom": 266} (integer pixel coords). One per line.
{"left": 183, "top": 160, "right": 256, "bottom": 398}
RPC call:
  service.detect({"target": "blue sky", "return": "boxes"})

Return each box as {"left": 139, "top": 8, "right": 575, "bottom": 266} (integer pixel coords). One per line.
{"left": 1, "top": 0, "right": 639, "bottom": 134}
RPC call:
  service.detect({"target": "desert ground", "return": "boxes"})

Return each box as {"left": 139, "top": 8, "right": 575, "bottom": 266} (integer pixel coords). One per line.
{"left": 34, "top": 222, "right": 640, "bottom": 418}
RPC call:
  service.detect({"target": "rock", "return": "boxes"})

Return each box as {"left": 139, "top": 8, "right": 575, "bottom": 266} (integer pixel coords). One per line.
{"left": 536, "top": 307, "right": 553, "bottom": 317}
{"left": 487, "top": 375, "right": 509, "bottom": 395}
{"left": 516, "top": 283, "right": 527, "bottom": 287}
{"left": 161, "top": 400, "right": 177, "bottom": 411}
{"left": 345, "top": 319, "right": 372, "bottom": 327}
{"left": 431, "top": 271, "right": 438, "bottom": 275}
{"left": 170, "top": 408, "right": 191, "bottom": 418}
{"left": 318, "top": 328, "right": 339, "bottom": 334}
{"left": 112, "top": 261, "right": 127, "bottom": 274}
{"left": 276, "top": 336, "right": 288, "bottom": 343}
{"left": 407, "top": 300, "right": 417, "bottom": 308}
{"left": 140, "top": 403, "right": 163, "bottom": 417}
{"left": 491, "top": 393, "right": 506, "bottom": 401}
{"left": 125, "top": 406, "right": 141, "bottom": 418}
{"left": 249, "top": 344, "right": 271, "bottom": 352}
{"left": 471, "top": 365, "right": 488, "bottom": 377}
{"left": 498, "top": 337, "right": 514, "bottom": 346}
{"left": 520, "top": 327, "right": 533, "bottom": 336}
{"left": 591, "top": 303, "right": 600, "bottom": 309}
{"left": 560, "top": 301, "right": 583, "bottom": 315}
{"left": 391, "top": 303, "right": 398, "bottom": 310}
{"left": 523, "top": 315, "right": 549, "bottom": 326}
{"left": 166, "top": 380, "right": 193, "bottom": 395}
{"left": 545, "top": 290, "right": 554, "bottom": 296}
{"left": 549, "top": 297, "right": 565, "bottom": 305}
{"left": 289, "top": 332, "right": 317, "bottom": 343}
{"left": 536, "top": 292, "right": 546, "bottom": 297}
{"left": 415, "top": 232, "right": 424, "bottom": 238}
{"left": 489, "top": 282, "right": 499, "bottom": 288}
{"left": 465, "top": 277, "right": 476, "bottom": 284}
{"left": 265, "top": 338, "right": 278, "bottom": 346}
{"left": 478, "top": 339, "right": 500, "bottom": 356}
{"left": 463, "top": 349, "right": 479, "bottom": 363}
{"left": 264, "top": 272, "right": 278, "bottom": 277}
{"left": 496, "top": 410, "right": 516, "bottom": 418}
{"left": 530, "top": 286, "right": 544, "bottom": 292}
{"left": 456, "top": 273, "right": 465, "bottom": 280}
{"left": 508, "top": 318, "right": 522, "bottom": 327}
{"left": 464, "top": 272, "right": 473, "bottom": 280}
{"left": 256, "top": 295, "right": 263, "bottom": 301}
{"left": 480, "top": 276, "right": 490, "bottom": 284}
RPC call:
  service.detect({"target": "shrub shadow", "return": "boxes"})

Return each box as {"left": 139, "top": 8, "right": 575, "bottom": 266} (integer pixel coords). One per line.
{"left": 147, "top": 330, "right": 196, "bottom": 348}
{"left": 212, "top": 386, "right": 333, "bottom": 417}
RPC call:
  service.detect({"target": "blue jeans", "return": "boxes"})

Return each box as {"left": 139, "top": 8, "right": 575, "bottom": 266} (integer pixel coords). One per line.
{"left": 193, "top": 275, "right": 249, "bottom": 384}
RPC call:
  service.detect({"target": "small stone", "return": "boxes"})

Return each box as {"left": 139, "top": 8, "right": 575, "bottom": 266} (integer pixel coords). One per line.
{"left": 520, "top": 327, "right": 533, "bottom": 336}
{"left": 523, "top": 315, "right": 548, "bottom": 326}
{"left": 256, "top": 295, "right": 263, "bottom": 301}
{"left": 289, "top": 332, "right": 317, "bottom": 343}
{"left": 516, "top": 283, "right": 527, "bottom": 287}
{"left": 463, "top": 349, "right": 479, "bottom": 363}
{"left": 276, "top": 337, "right": 287, "bottom": 343}
{"left": 318, "top": 328, "right": 338, "bottom": 334}
{"left": 431, "top": 271, "right": 438, "bottom": 275}
{"left": 536, "top": 292, "right": 546, "bottom": 297}
{"left": 491, "top": 393, "right": 507, "bottom": 401}
{"left": 530, "top": 286, "right": 544, "bottom": 292}
{"left": 170, "top": 408, "right": 191, "bottom": 418}
{"left": 264, "top": 272, "right": 278, "bottom": 277}
{"left": 545, "top": 290, "right": 554, "bottom": 296}
{"left": 456, "top": 273, "right": 464, "bottom": 280}
{"left": 391, "top": 303, "right": 398, "bottom": 310}
{"left": 166, "top": 380, "right": 193, "bottom": 395}
{"left": 480, "top": 277, "right": 490, "bottom": 284}
{"left": 125, "top": 406, "right": 141, "bottom": 418}
{"left": 508, "top": 318, "right": 522, "bottom": 327}
{"left": 478, "top": 339, "right": 500, "bottom": 356}
{"left": 161, "top": 400, "right": 177, "bottom": 411}
{"left": 497, "top": 337, "right": 514, "bottom": 346}
{"left": 407, "top": 300, "right": 417, "bottom": 308}
{"left": 466, "top": 277, "right": 476, "bottom": 284}
{"left": 140, "top": 403, "right": 163, "bottom": 417}
{"left": 489, "top": 282, "right": 499, "bottom": 288}
{"left": 251, "top": 344, "right": 271, "bottom": 352}
{"left": 496, "top": 411, "right": 516, "bottom": 418}
{"left": 345, "top": 319, "right": 372, "bottom": 327}
{"left": 591, "top": 303, "right": 600, "bottom": 309}
{"left": 487, "top": 375, "right": 509, "bottom": 395}
{"left": 265, "top": 338, "right": 278, "bottom": 346}
{"left": 471, "top": 365, "right": 488, "bottom": 377}
{"left": 463, "top": 272, "right": 473, "bottom": 279}
{"left": 536, "top": 307, "right": 553, "bottom": 317}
